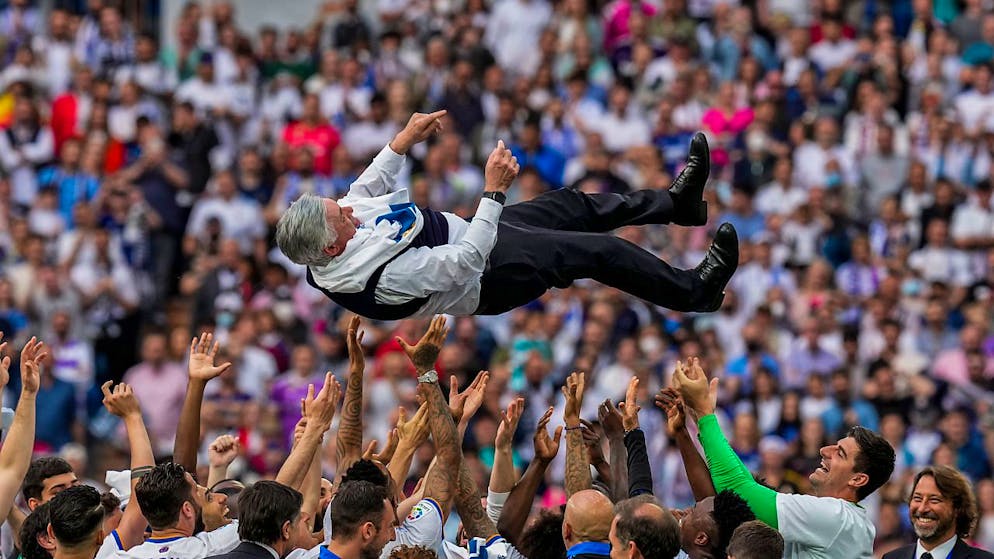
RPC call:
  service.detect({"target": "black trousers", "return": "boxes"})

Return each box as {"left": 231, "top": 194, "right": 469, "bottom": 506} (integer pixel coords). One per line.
{"left": 474, "top": 188, "right": 703, "bottom": 315}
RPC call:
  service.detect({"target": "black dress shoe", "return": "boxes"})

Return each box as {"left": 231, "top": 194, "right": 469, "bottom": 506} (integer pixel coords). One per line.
{"left": 668, "top": 132, "right": 710, "bottom": 226}
{"left": 694, "top": 223, "right": 739, "bottom": 312}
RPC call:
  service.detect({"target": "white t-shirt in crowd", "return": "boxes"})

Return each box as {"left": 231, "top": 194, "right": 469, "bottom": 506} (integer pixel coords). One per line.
{"left": 776, "top": 493, "right": 874, "bottom": 558}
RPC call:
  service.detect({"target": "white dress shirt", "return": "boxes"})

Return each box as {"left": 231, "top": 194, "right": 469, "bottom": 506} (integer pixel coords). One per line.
{"left": 914, "top": 534, "right": 957, "bottom": 559}
{"left": 308, "top": 145, "right": 503, "bottom": 317}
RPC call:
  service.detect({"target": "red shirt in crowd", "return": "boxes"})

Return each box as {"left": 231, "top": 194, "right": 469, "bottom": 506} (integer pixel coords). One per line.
{"left": 281, "top": 119, "right": 341, "bottom": 175}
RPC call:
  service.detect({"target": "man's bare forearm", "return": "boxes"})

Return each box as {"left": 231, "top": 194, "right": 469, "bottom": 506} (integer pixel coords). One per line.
{"left": 0, "top": 392, "right": 36, "bottom": 521}
{"left": 607, "top": 435, "right": 628, "bottom": 502}
{"left": 337, "top": 367, "right": 364, "bottom": 474}
{"left": 174, "top": 380, "right": 207, "bottom": 473}
{"left": 564, "top": 429, "right": 592, "bottom": 497}
{"left": 456, "top": 455, "right": 498, "bottom": 540}
{"left": 420, "top": 381, "right": 458, "bottom": 517}
{"left": 676, "top": 429, "right": 716, "bottom": 501}
{"left": 388, "top": 443, "right": 417, "bottom": 499}
{"left": 277, "top": 426, "right": 324, "bottom": 490}
{"left": 302, "top": 450, "right": 323, "bottom": 522}
{"left": 497, "top": 459, "right": 549, "bottom": 546}
{"left": 119, "top": 414, "right": 155, "bottom": 549}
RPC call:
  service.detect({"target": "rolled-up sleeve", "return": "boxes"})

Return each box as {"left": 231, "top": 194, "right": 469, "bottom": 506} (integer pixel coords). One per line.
{"left": 376, "top": 198, "right": 503, "bottom": 302}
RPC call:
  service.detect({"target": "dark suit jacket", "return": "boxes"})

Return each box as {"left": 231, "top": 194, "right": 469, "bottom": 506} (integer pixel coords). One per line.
{"left": 882, "top": 539, "right": 994, "bottom": 559}
{"left": 206, "top": 541, "right": 278, "bottom": 559}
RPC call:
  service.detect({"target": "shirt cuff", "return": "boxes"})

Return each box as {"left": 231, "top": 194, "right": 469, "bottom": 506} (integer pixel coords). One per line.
{"left": 476, "top": 197, "right": 504, "bottom": 221}
{"left": 487, "top": 489, "right": 510, "bottom": 507}
{"left": 697, "top": 413, "right": 720, "bottom": 439}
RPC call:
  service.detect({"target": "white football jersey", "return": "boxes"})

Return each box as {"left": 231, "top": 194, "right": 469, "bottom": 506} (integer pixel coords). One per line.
{"left": 113, "top": 523, "right": 240, "bottom": 559}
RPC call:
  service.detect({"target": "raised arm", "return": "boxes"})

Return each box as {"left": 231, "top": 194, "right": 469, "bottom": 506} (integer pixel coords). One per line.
{"left": 497, "top": 407, "right": 562, "bottom": 546}
{"left": 674, "top": 359, "right": 778, "bottom": 527}
{"left": 0, "top": 338, "right": 44, "bottom": 521}
{"left": 336, "top": 316, "right": 366, "bottom": 482}
{"left": 488, "top": 397, "right": 524, "bottom": 524}
{"left": 387, "top": 403, "right": 430, "bottom": 493}
{"left": 206, "top": 435, "right": 240, "bottom": 489}
{"left": 618, "top": 377, "right": 653, "bottom": 498}
{"left": 100, "top": 381, "right": 155, "bottom": 549}
{"left": 174, "top": 333, "right": 232, "bottom": 473}
{"left": 580, "top": 419, "right": 612, "bottom": 490}
{"left": 401, "top": 316, "right": 459, "bottom": 518}
{"left": 276, "top": 373, "right": 341, "bottom": 490}
{"left": 563, "top": 372, "right": 592, "bottom": 496}
{"left": 450, "top": 370, "right": 490, "bottom": 440}
{"left": 597, "top": 399, "right": 628, "bottom": 501}
{"left": 654, "top": 388, "right": 715, "bottom": 501}
{"left": 345, "top": 111, "right": 447, "bottom": 200}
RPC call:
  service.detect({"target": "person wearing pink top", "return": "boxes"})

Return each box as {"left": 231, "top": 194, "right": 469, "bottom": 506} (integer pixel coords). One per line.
{"left": 701, "top": 81, "right": 755, "bottom": 167}
{"left": 281, "top": 93, "right": 341, "bottom": 176}
{"left": 602, "top": 0, "right": 657, "bottom": 54}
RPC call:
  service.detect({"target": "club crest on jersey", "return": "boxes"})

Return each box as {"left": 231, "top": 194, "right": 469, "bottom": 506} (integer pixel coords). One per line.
{"left": 408, "top": 502, "right": 429, "bottom": 521}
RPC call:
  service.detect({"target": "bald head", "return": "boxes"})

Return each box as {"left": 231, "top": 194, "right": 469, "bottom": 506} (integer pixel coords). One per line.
{"left": 564, "top": 490, "right": 616, "bottom": 545}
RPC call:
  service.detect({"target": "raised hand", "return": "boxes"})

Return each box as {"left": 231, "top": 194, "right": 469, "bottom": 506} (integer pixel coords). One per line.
{"left": 654, "top": 388, "right": 686, "bottom": 437}
{"left": 484, "top": 140, "right": 520, "bottom": 193}
{"left": 391, "top": 111, "right": 447, "bottom": 154}
{"left": 101, "top": 381, "right": 142, "bottom": 418}
{"left": 19, "top": 337, "right": 46, "bottom": 395}
{"left": 562, "top": 371, "right": 586, "bottom": 427}
{"left": 579, "top": 418, "right": 606, "bottom": 465}
{"left": 208, "top": 434, "right": 240, "bottom": 468}
{"left": 672, "top": 358, "right": 717, "bottom": 417}
{"left": 396, "top": 403, "right": 430, "bottom": 450}
{"left": 346, "top": 315, "right": 365, "bottom": 376}
{"left": 597, "top": 399, "right": 624, "bottom": 440}
{"left": 304, "top": 373, "right": 342, "bottom": 430}
{"left": 450, "top": 370, "right": 490, "bottom": 424}
{"left": 362, "top": 429, "right": 399, "bottom": 465}
{"left": 618, "top": 377, "right": 641, "bottom": 432}
{"left": 399, "top": 315, "right": 448, "bottom": 373}
{"left": 188, "top": 332, "right": 232, "bottom": 382}
{"left": 495, "top": 397, "right": 525, "bottom": 450}
{"left": 533, "top": 407, "right": 563, "bottom": 464}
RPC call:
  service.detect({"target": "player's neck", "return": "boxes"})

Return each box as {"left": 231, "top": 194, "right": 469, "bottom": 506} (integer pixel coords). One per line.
{"left": 150, "top": 527, "right": 194, "bottom": 540}
{"left": 55, "top": 543, "right": 99, "bottom": 559}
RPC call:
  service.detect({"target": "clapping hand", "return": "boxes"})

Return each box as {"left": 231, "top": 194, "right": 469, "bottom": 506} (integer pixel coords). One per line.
{"left": 672, "top": 358, "right": 717, "bottom": 418}
{"left": 534, "top": 407, "right": 563, "bottom": 464}
{"left": 562, "top": 372, "right": 586, "bottom": 427}
{"left": 100, "top": 381, "right": 141, "bottom": 419}
{"left": 450, "top": 370, "right": 490, "bottom": 425}
{"left": 20, "top": 337, "right": 46, "bottom": 395}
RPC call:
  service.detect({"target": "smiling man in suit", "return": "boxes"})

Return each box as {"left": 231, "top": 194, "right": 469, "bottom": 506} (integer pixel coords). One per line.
{"left": 883, "top": 466, "right": 994, "bottom": 559}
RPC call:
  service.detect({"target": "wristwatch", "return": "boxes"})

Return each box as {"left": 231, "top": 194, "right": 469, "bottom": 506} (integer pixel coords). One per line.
{"left": 418, "top": 370, "right": 439, "bottom": 384}
{"left": 482, "top": 191, "right": 506, "bottom": 205}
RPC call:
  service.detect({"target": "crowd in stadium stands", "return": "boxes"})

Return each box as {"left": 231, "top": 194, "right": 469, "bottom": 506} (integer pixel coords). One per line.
{"left": 1, "top": 0, "right": 994, "bottom": 556}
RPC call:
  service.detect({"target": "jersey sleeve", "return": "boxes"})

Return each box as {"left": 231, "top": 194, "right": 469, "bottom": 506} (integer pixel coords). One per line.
{"left": 697, "top": 414, "right": 779, "bottom": 527}
{"left": 392, "top": 498, "right": 444, "bottom": 547}
{"left": 95, "top": 531, "right": 124, "bottom": 559}
{"left": 775, "top": 493, "right": 846, "bottom": 548}
{"left": 195, "top": 521, "right": 241, "bottom": 555}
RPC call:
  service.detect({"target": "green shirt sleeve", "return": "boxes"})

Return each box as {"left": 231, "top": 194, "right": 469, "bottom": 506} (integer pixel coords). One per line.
{"left": 697, "top": 414, "right": 780, "bottom": 528}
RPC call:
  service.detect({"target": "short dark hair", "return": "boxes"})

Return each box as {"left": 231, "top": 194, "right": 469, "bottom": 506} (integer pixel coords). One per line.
{"left": 911, "top": 466, "right": 979, "bottom": 539}
{"left": 712, "top": 490, "right": 757, "bottom": 555}
{"left": 341, "top": 459, "right": 390, "bottom": 488}
{"left": 238, "top": 481, "right": 303, "bottom": 545}
{"left": 519, "top": 507, "right": 566, "bottom": 559}
{"left": 100, "top": 491, "right": 121, "bottom": 516}
{"left": 136, "top": 463, "right": 195, "bottom": 530}
{"left": 848, "top": 426, "right": 895, "bottom": 501}
{"left": 20, "top": 502, "right": 53, "bottom": 559}
{"left": 331, "top": 481, "right": 390, "bottom": 540}
{"left": 613, "top": 496, "right": 681, "bottom": 559}
{"left": 49, "top": 486, "right": 104, "bottom": 547}
{"left": 388, "top": 545, "right": 439, "bottom": 559}
{"left": 23, "top": 458, "right": 74, "bottom": 502}
{"left": 726, "top": 520, "right": 784, "bottom": 559}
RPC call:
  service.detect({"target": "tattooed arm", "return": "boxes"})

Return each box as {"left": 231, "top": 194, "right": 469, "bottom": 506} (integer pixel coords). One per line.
{"left": 562, "top": 372, "right": 592, "bottom": 497}
{"left": 336, "top": 316, "right": 366, "bottom": 484}
{"left": 455, "top": 453, "right": 499, "bottom": 540}
{"left": 402, "top": 316, "right": 458, "bottom": 518}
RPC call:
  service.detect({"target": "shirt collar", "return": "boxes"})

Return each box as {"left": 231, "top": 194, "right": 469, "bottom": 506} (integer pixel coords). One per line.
{"left": 247, "top": 542, "right": 281, "bottom": 559}
{"left": 565, "top": 542, "right": 611, "bottom": 558}
{"left": 915, "top": 534, "right": 957, "bottom": 559}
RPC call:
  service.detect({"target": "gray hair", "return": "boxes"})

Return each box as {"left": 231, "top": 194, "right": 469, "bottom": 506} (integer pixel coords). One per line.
{"left": 275, "top": 193, "right": 338, "bottom": 267}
